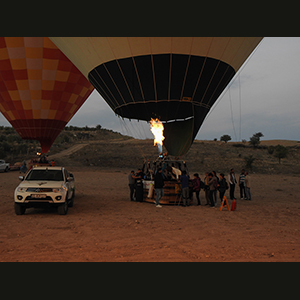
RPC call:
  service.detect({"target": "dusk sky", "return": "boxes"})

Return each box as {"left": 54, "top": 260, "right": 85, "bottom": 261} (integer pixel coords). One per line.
{"left": 1, "top": 37, "right": 299, "bottom": 142}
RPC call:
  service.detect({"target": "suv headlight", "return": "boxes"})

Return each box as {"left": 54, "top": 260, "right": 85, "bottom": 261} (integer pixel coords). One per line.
{"left": 17, "top": 187, "right": 26, "bottom": 192}
{"left": 53, "top": 187, "right": 66, "bottom": 193}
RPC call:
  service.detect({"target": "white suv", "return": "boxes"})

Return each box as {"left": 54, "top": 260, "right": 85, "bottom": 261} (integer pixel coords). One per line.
{"left": 14, "top": 166, "right": 75, "bottom": 215}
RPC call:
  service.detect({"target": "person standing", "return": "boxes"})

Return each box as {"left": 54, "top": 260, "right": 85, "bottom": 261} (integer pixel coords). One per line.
{"left": 218, "top": 173, "right": 228, "bottom": 204}
{"left": 134, "top": 168, "right": 144, "bottom": 202}
{"left": 128, "top": 170, "right": 136, "bottom": 201}
{"left": 154, "top": 168, "right": 164, "bottom": 208}
{"left": 212, "top": 171, "right": 219, "bottom": 205}
{"left": 238, "top": 169, "right": 246, "bottom": 199}
{"left": 204, "top": 172, "right": 210, "bottom": 205}
{"left": 207, "top": 172, "right": 217, "bottom": 207}
{"left": 192, "top": 173, "right": 201, "bottom": 206}
{"left": 244, "top": 171, "right": 251, "bottom": 200}
{"left": 20, "top": 161, "right": 27, "bottom": 174}
{"left": 228, "top": 168, "right": 237, "bottom": 200}
{"left": 179, "top": 170, "right": 190, "bottom": 207}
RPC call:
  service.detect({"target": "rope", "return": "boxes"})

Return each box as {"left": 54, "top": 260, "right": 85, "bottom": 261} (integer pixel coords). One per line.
{"left": 228, "top": 86, "right": 237, "bottom": 141}
{"left": 238, "top": 74, "right": 242, "bottom": 141}
{"left": 119, "top": 117, "right": 148, "bottom": 161}
{"left": 176, "top": 103, "right": 195, "bottom": 160}
{"left": 205, "top": 38, "right": 264, "bottom": 119}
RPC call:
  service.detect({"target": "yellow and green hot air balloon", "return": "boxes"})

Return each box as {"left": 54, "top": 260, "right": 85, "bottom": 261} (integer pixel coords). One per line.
{"left": 50, "top": 37, "right": 263, "bottom": 157}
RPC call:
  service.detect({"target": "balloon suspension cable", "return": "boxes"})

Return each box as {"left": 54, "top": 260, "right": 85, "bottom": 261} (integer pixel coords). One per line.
{"left": 204, "top": 38, "right": 264, "bottom": 130}
{"left": 118, "top": 117, "right": 148, "bottom": 161}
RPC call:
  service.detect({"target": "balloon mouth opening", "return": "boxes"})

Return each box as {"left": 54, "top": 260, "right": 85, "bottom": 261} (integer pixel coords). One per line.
{"left": 160, "top": 116, "right": 194, "bottom": 124}
{"left": 39, "top": 140, "right": 53, "bottom": 154}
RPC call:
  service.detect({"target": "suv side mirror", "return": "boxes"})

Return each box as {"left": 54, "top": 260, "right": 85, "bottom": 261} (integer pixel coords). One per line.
{"left": 19, "top": 176, "right": 24, "bottom": 181}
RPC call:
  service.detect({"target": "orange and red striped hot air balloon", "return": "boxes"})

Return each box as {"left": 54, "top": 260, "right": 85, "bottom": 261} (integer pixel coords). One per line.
{"left": 0, "top": 37, "right": 94, "bottom": 153}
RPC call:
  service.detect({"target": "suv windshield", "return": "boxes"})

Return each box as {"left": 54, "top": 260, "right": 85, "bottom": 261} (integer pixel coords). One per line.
{"left": 26, "top": 169, "right": 64, "bottom": 181}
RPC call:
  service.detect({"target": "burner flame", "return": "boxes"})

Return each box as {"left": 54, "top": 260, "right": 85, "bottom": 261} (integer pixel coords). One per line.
{"left": 150, "top": 118, "right": 165, "bottom": 153}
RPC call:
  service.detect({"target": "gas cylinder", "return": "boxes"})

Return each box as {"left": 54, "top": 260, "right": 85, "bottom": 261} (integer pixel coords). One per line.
{"left": 231, "top": 199, "right": 237, "bottom": 211}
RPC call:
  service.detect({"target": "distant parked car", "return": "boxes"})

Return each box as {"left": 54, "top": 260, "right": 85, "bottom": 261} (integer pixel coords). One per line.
{"left": 0, "top": 160, "right": 10, "bottom": 172}
{"left": 10, "top": 161, "right": 23, "bottom": 171}
{"left": 14, "top": 166, "right": 75, "bottom": 215}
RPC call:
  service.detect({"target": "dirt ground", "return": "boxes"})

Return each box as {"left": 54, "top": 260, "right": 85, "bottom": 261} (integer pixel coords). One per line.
{"left": 0, "top": 167, "right": 299, "bottom": 262}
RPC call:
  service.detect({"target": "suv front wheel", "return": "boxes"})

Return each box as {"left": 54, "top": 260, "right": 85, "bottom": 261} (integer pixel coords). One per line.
{"left": 57, "top": 201, "right": 68, "bottom": 215}
{"left": 14, "top": 203, "right": 26, "bottom": 215}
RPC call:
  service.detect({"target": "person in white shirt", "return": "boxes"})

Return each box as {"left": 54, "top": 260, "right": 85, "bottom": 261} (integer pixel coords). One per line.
{"left": 228, "top": 168, "right": 237, "bottom": 200}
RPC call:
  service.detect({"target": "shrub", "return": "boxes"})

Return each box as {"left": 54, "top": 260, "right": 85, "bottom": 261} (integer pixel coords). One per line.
{"left": 274, "top": 145, "right": 288, "bottom": 164}
{"left": 244, "top": 155, "right": 255, "bottom": 170}
{"left": 267, "top": 145, "right": 275, "bottom": 155}
{"left": 220, "top": 134, "right": 231, "bottom": 143}
{"left": 249, "top": 132, "right": 264, "bottom": 148}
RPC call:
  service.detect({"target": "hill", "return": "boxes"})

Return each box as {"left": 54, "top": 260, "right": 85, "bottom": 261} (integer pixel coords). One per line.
{"left": 0, "top": 125, "right": 130, "bottom": 164}
{"left": 53, "top": 138, "right": 300, "bottom": 175}
{"left": 1, "top": 125, "right": 299, "bottom": 174}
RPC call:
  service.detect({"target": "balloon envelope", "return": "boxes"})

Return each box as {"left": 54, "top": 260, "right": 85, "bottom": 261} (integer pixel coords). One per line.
{"left": 0, "top": 37, "right": 94, "bottom": 153}
{"left": 50, "top": 37, "right": 263, "bottom": 156}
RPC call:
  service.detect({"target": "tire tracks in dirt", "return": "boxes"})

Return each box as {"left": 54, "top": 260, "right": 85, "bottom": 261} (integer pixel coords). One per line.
{"left": 48, "top": 144, "right": 89, "bottom": 160}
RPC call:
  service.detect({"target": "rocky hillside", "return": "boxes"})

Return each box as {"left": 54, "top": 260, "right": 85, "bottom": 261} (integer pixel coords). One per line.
{"left": 56, "top": 138, "right": 300, "bottom": 175}
{"left": 1, "top": 125, "right": 299, "bottom": 174}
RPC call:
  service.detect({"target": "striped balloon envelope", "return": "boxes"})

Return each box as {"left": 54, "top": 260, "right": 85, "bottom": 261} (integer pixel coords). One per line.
{"left": 0, "top": 37, "right": 94, "bottom": 153}
{"left": 50, "top": 37, "right": 263, "bottom": 157}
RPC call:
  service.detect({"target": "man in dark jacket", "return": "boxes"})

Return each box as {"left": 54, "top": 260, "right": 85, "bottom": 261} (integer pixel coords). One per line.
{"left": 218, "top": 173, "right": 228, "bottom": 204}
{"left": 179, "top": 170, "right": 190, "bottom": 207}
{"left": 134, "top": 168, "right": 144, "bottom": 202}
{"left": 207, "top": 172, "right": 217, "bottom": 207}
{"left": 154, "top": 168, "right": 164, "bottom": 208}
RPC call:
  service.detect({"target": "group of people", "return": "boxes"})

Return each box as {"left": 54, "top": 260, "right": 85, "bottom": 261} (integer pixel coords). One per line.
{"left": 128, "top": 168, "right": 145, "bottom": 203}
{"left": 176, "top": 171, "right": 229, "bottom": 208}
{"left": 228, "top": 168, "right": 251, "bottom": 201}
{"left": 128, "top": 161, "right": 251, "bottom": 208}
{"left": 199, "top": 168, "right": 251, "bottom": 208}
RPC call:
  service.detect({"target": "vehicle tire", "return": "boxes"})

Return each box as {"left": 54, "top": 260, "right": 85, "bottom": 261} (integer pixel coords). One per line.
{"left": 5, "top": 166, "right": 9, "bottom": 172}
{"left": 14, "top": 203, "right": 26, "bottom": 215}
{"left": 68, "top": 190, "right": 75, "bottom": 207}
{"left": 68, "top": 198, "right": 74, "bottom": 207}
{"left": 57, "top": 201, "right": 68, "bottom": 215}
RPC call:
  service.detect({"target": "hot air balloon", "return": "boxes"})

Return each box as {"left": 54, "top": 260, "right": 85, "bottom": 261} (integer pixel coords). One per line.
{"left": 50, "top": 37, "right": 263, "bottom": 157}
{"left": 0, "top": 37, "right": 94, "bottom": 153}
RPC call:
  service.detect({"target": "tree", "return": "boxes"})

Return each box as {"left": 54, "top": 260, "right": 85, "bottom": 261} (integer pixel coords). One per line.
{"left": 249, "top": 132, "right": 264, "bottom": 148}
{"left": 267, "top": 145, "right": 275, "bottom": 154}
{"left": 254, "top": 132, "right": 264, "bottom": 138}
{"left": 244, "top": 155, "right": 256, "bottom": 171}
{"left": 220, "top": 134, "right": 231, "bottom": 143}
{"left": 274, "top": 145, "right": 288, "bottom": 164}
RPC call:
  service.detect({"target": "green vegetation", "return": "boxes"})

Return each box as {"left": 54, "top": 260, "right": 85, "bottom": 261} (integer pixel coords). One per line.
{"left": 273, "top": 144, "right": 288, "bottom": 164}
{"left": 0, "top": 125, "right": 299, "bottom": 174}
{"left": 244, "top": 154, "right": 256, "bottom": 171}
{"left": 0, "top": 125, "right": 131, "bottom": 163}
{"left": 220, "top": 134, "right": 231, "bottom": 143}
{"left": 249, "top": 132, "right": 264, "bottom": 148}
{"left": 0, "top": 126, "right": 39, "bottom": 159}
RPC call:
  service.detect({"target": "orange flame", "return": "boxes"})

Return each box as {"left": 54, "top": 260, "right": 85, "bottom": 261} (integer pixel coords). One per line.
{"left": 150, "top": 118, "right": 165, "bottom": 152}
